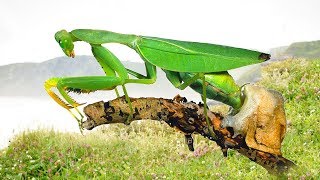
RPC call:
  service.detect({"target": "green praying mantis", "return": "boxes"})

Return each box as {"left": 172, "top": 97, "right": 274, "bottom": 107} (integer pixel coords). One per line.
{"left": 45, "top": 29, "right": 270, "bottom": 136}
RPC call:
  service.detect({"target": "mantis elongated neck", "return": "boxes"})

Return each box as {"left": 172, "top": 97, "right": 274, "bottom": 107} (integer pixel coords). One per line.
{"left": 70, "top": 29, "right": 138, "bottom": 48}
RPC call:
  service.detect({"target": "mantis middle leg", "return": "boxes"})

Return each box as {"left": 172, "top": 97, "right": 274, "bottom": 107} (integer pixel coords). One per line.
{"left": 125, "top": 61, "right": 157, "bottom": 85}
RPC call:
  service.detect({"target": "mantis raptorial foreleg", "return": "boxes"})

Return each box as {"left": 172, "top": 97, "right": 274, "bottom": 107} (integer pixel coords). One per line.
{"left": 45, "top": 44, "right": 159, "bottom": 126}
{"left": 97, "top": 60, "right": 120, "bottom": 97}
{"left": 91, "top": 47, "right": 121, "bottom": 97}
{"left": 44, "top": 77, "right": 85, "bottom": 125}
{"left": 45, "top": 44, "right": 132, "bottom": 125}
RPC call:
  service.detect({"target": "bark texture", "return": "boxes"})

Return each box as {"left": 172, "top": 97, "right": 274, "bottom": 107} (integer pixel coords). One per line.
{"left": 82, "top": 95, "right": 295, "bottom": 174}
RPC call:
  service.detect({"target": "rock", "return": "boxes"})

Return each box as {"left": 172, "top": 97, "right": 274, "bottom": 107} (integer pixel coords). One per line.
{"left": 221, "top": 84, "right": 287, "bottom": 155}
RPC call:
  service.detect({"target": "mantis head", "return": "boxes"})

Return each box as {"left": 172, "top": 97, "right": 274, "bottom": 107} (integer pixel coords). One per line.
{"left": 55, "top": 30, "right": 75, "bottom": 58}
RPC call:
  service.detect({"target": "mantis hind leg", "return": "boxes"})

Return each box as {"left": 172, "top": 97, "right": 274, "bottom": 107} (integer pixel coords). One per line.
{"left": 163, "top": 70, "right": 241, "bottom": 138}
{"left": 200, "top": 73, "right": 217, "bottom": 139}
{"left": 163, "top": 70, "right": 200, "bottom": 90}
{"left": 179, "top": 72, "right": 242, "bottom": 112}
{"left": 163, "top": 70, "right": 216, "bottom": 138}
{"left": 163, "top": 70, "right": 240, "bottom": 105}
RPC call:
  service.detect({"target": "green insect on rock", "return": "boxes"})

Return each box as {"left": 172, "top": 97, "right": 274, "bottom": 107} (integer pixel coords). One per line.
{"left": 45, "top": 29, "right": 270, "bottom": 135}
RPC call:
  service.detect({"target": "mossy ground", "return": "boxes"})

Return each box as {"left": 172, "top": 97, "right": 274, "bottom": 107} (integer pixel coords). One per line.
{"left": 0, "top": 59, "right": 319, "bottom": 179}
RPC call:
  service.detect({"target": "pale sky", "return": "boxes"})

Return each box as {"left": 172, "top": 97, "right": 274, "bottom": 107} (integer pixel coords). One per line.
{"left": 1, "top": 0, "right": 320, "bottom": 66}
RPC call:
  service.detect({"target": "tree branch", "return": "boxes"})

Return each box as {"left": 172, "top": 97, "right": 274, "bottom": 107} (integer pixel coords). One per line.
{"left": 81, "top": 95, "right": 295, "bottom": 174}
